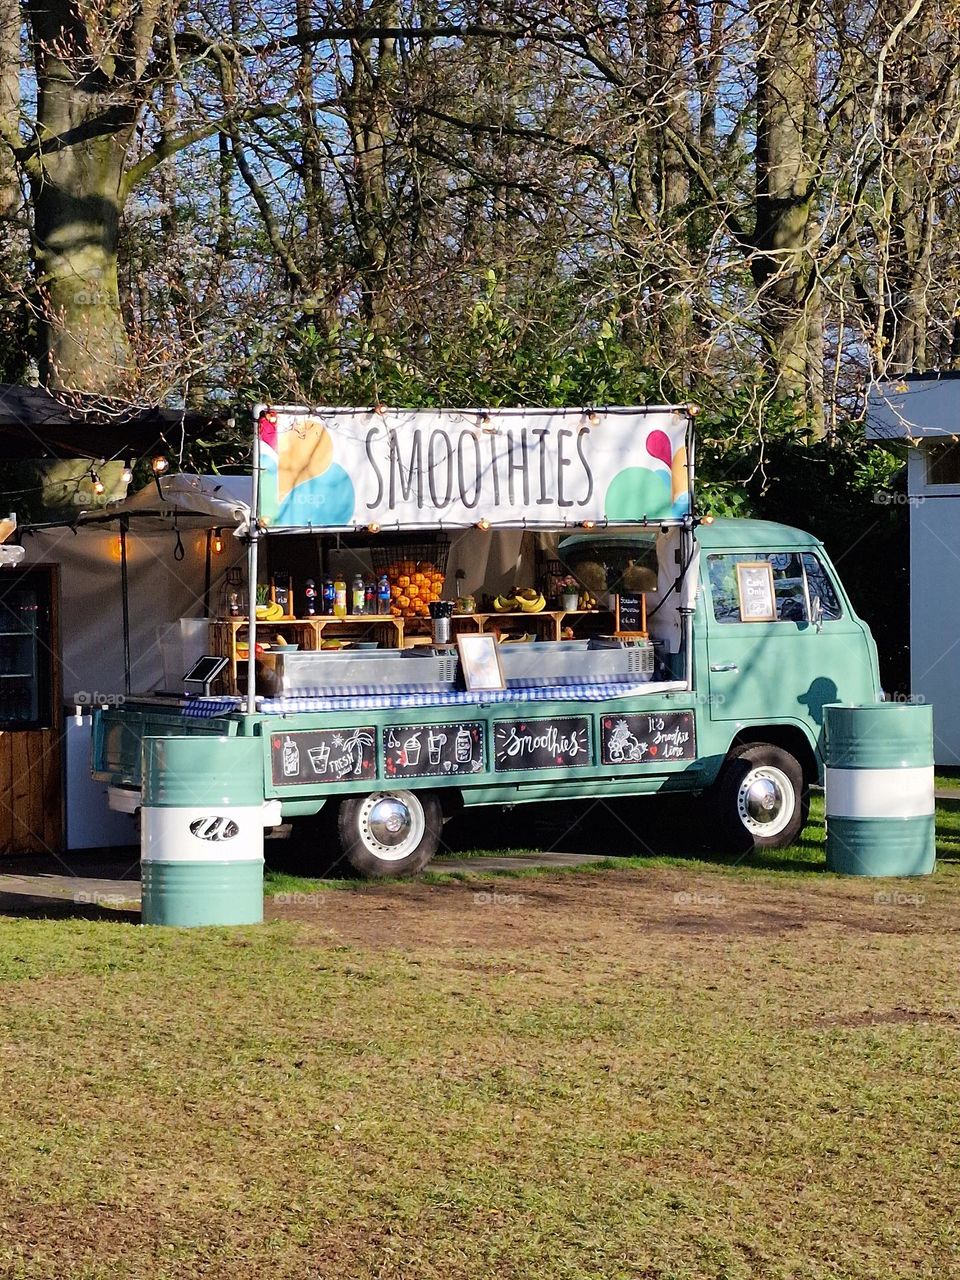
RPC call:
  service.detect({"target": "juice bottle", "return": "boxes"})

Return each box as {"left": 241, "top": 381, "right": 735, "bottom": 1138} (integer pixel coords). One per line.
{"left": 351, "top": 574, "right": 365, "bottom": 615}
{"left": 333, "top": 578, "right": 347, "bottom": 617}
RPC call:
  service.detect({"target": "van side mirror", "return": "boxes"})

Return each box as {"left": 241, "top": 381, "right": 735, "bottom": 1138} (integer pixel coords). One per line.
{"left": 810, "top": 595, "right": 824, "bottom": 632}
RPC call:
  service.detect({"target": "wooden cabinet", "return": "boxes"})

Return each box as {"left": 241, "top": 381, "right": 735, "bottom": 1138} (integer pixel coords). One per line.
{"left": 0, "top": 565, "right": 62, "bottom": 854}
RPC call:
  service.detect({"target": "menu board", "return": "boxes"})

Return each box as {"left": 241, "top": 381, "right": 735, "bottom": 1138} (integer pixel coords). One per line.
{"left": 271, "top": 727, "right": 377, "bottom": 784}
{"left": 383, "top": 722, "right": 485, "bottom": 778}
{"left": 736, "top": 561, "right": 777, "bottom": 622}
{"left": 494, "top": 716, "right": 592, "bottom": 772}
{"left": 600, "top": 711, "right": 696, "bottom": 765}
{"left": 616, "top": 593, "right": 645, "bottom": 633}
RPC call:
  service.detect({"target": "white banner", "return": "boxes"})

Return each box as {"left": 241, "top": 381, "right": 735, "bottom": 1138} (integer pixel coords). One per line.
{"left": 257, "top": 406, "right": 691, "bottom": 530}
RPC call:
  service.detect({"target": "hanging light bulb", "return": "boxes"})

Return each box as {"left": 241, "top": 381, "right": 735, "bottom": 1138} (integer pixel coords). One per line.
{"left": 476, "top": 517, "right": 491, "bottom": 531}
{"left": 121, "top": 458, "right": 133, "bottom": 484}
{"left": 367, "top": 522, "right": 381, "bottom": 534}
{"left": 151, "top": 454, "right": 169, "bottom": 474}
{"left": 91, "top": 469, "right": 105, "bottom": 496}
{"left": 586, "top": 409, "right": 600, "bottom": 425}
{"left": 212, "top": 528, "right": 224, "bottom": 555}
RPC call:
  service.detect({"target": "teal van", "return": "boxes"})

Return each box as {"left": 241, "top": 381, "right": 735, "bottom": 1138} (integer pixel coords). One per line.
{"left": 93, "top": 516, "right": 881, "bottom": 876}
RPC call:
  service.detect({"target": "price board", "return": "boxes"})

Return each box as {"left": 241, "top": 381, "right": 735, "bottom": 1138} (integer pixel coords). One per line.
{"left": 615, "top": 592, "right": 647, "bottom": 635}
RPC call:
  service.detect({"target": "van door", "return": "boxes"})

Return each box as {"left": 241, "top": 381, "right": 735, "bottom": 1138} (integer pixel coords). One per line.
{"left": 703, "top": 549, "right": 878, "bottom": 742}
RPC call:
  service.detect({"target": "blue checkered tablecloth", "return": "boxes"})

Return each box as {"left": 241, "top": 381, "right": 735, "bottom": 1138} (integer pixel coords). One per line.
{"left": 182, "top": 680, "right": 658, "bottom": 718}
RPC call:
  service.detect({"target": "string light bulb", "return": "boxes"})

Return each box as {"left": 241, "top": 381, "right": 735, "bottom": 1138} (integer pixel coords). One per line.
{"left": 212, "top": 528, "right": 224, "bottom": 555}
{"left": 586, "top": 409, "right": 600, "bottom": 425}
{"left": 121, "top": 459, "right": 133, "bottom": 484}
{"left": 479, "top": 412, "right": 496, "bottom": 433}
{"left": 91, "top": 470, "right": 105, "bottom": 496}
{"left": 580, "top": 519, "right": 596, "bottom": 529}
{"left": 367, "top": 522, "right": 381, "bottom": 534}
{"left": 151, "top": 454, "right": 169, "bottom": 474}
{"left": 476, "top": 517, "right": 491, "bottom": 531}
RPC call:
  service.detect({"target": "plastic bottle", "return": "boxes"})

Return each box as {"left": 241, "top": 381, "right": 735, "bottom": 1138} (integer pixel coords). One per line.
{"left": 304, "top": 579, "right": 317, "bottom": 616}
{"left": 351, "top": 574, "right": 365, "bottom": 615}
{"left": 322, "top": 579, "right": 335, "bottom": 615}
{"left": 333, "top": 578, "right": 347, "bottom": 617}
{"left": 364, "top": 579, "right": 376, "bottom": 613}
{"left": 377, "top": 574, "right": 391, "bottom": 614}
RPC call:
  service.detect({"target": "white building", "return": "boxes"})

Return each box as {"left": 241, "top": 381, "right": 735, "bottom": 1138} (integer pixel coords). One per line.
{"left": 868, "top": 374, "right": 960, "bottom": 763}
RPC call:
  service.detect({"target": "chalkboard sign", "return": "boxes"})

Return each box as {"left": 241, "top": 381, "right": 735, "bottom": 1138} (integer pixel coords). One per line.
{"left": 494, "top": 716, "right": 592, "bottom": 772}
{"left": 736, "top": 561, "right": 776, "bottom": 622}
{"left": 615, "top": 593, "right": 646, "bottom": 634}
{"left": 600, "top": 710, "right": 696, "bottom": 766}
{"left": 271, "top": 727, "right": 377, "bottom": 785}
{"left": 383, "top": 722, "right": 485, "bottom": 778}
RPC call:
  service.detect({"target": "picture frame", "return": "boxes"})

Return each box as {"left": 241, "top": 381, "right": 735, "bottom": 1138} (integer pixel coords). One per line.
{"left": 456, "top": 632, "right": 506, "bottom": 692}
{"left": 736, "top": 560, "right": 777, "bottom": 623}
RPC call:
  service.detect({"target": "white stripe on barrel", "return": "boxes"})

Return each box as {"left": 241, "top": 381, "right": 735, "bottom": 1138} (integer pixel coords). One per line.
{"left": 825, "top": 765, "right": 935, "bottom": 820}
{"left": 142, "top": 805, "right": 266, "bottom": 863}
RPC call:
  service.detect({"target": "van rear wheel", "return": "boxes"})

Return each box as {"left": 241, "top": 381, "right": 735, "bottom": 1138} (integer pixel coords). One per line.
{"left": 337, "top": 790, "right": 442, "bottom": 878}
{"left": 713, "top": 744, "right": 807, "bottom": 854}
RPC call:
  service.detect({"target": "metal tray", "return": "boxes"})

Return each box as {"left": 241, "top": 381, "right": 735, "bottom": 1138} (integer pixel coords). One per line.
{"left": 273, "top": 649, "right": 458, "bottom": 694}
{"left": 499, "top": 642, "right": 653, "bottom": 687}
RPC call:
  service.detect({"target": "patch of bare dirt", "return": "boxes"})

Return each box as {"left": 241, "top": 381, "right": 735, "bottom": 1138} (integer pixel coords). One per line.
{"left": 266, "top": 867, "right": 954, "bottom": 953}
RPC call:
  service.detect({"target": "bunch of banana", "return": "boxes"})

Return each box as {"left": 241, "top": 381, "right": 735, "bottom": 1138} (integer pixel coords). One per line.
{"left": 515, "top": 587, "right": 547, "bottom": 613}
{"left": 492, "top": 588, "right": 547, "bottom": 613}
{"left": 255, "top": 600, "right": 285, "bottom": 621}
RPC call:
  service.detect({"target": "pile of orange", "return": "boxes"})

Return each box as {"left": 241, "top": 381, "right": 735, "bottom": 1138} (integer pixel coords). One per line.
{"left": 382, "top": 559, "right": 446, "bottom": 618}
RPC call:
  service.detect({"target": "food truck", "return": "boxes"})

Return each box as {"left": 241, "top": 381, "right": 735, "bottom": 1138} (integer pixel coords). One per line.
{"left": 92, "top": 406, "right": 882, "bottom": 874}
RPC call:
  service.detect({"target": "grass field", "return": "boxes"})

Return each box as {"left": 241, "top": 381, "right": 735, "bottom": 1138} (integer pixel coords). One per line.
{"left": 0, "top": 796, "right": 958, "bottom": 1279}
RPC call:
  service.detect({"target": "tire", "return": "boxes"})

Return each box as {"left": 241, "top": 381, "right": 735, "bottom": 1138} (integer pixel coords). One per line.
{"left": 712, "top": 743, "right": 808, "bottom": 854}
{"left": 337, "top": 790, "right": 442, "bottom": 878}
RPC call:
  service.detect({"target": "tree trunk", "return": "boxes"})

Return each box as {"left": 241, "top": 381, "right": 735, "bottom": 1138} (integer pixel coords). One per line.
{"left": 752, "top": 0, "right": 820, "bottom": 423}
{"left": 25, "top": 0, "right": 160, "bottom": 395}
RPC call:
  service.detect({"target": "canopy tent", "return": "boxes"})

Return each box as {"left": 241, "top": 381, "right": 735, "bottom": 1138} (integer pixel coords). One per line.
{"left": 74, "top": 473, "right": 252, "bottom": 533}
{"left": 19, "top": 475, "right": 250, "bottom": 698}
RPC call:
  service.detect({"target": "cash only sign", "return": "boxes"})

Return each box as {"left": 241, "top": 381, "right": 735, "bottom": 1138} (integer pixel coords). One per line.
{"left": 256, "top": 406, "right": 693, "bottom": 530}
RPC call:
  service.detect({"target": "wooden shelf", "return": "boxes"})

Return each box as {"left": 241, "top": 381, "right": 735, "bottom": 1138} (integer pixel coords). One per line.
{"left": 448, "top": 609, "right": 612, "bottom": 642}
{"left": 209, "top": 616, "right": 405, "bottom": 693}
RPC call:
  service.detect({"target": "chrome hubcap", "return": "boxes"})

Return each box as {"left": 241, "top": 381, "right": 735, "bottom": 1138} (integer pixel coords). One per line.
{"left": 357, "top": 791, "right": 425, "bottom": 861}
{"left": 368, "top": 796, "right": 412, "bottom": 845}
{"left": 737, "top": 766, "right": 795, "bottom": 838}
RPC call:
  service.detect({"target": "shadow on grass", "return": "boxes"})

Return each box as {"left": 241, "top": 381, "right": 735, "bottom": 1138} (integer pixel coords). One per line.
{"left": 263, "top": 790, "right": 833, "bottom": 882}
{"left": 0, "top": 892, "right": 140, "bottom": 924}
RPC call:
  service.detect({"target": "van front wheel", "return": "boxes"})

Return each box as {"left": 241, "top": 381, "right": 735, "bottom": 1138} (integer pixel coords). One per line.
{"left": 337, "top": 790, "right": 442, "bottom": 877}
{"left": 713, "top": 744, "right": 807, "bottom": 853}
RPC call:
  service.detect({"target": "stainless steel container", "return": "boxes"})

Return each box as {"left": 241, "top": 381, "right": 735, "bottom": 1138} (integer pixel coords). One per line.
{"left": 273, "top": 649, "right": 458, "bottom": 694}
{"left": 498, "top": 641, "right": 653, "bottom": 687}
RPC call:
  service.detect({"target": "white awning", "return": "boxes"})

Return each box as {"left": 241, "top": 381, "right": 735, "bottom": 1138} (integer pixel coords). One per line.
{"left": 76, "top": 474, "right": 252, "bottom": 534}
